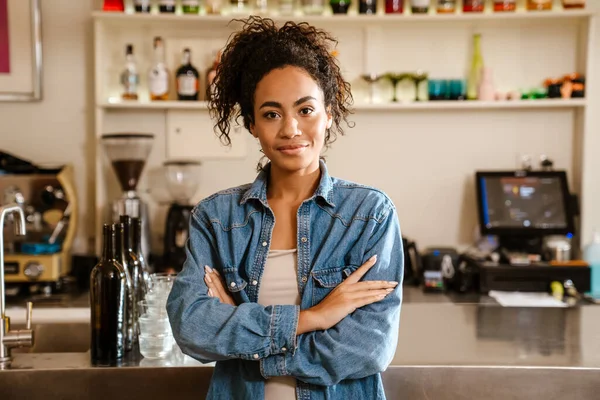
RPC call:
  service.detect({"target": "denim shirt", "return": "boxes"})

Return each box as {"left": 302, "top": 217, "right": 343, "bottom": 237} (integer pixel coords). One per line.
{"left": 167, "top": 160, "right": 404, "bottom": 400}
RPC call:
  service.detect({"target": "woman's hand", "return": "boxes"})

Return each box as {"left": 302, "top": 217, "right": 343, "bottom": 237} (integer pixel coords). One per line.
{"left": 297, "top": 255, "right": 398, "bottom": 335}
{"left": 204, "top": 265, "right": 236, "bottom": 306}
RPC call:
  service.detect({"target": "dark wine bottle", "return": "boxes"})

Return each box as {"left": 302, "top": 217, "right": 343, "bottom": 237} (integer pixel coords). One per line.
{"left": 131, "top": 217, "right": 150, "bottom": 285}
{"left": 90, "top": 224, "right": 127, "bottom": 365}
{"left": 115, "top": 222, "right": 135, "bottom": 351}
{"left": 176, "top": 48, "right": 200, "bottom": 101}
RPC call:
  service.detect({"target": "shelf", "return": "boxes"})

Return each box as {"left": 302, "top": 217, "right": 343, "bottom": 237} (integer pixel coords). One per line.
{"left": 91, "top": 9, "right": 594, "bottom": 25}
{"left": 98, "top": 99, "right": 587, "bottom": 111}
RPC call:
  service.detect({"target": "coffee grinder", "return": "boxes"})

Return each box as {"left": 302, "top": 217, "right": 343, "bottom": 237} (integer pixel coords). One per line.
{"left": 163, "top": 160, "right": 201, "bottom": 272}
{"left": 101, "top": 133, "right": 154, "bottom": 262}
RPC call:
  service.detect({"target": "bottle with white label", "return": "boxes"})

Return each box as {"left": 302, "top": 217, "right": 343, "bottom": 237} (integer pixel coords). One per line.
{"left": 176, "top": 48, "right": 200, "bottom": 101}
{"left": 149, "top": 37, "right": 169, "bottom": 101}
{"left": 120, "top": 44, "right": 139, "bottom": 100}
{"left": 182, "top": 0, "right": 200, "bottom": 13}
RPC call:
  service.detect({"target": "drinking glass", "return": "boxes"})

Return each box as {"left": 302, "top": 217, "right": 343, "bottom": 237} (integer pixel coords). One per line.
{"left": 360, "top": 73, "right": 383, "bottom": 104}
{"left": 409, "top": 71, "right": 429, "bottom": 101}
{"left": 385, "top": 73, "right": 410, "bottom": 102}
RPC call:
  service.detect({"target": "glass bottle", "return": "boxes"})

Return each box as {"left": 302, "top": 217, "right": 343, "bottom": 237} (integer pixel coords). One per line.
{"left": 134, "top": 0, "right": 151, "bottom": 12}
{"left": 463, "top": 0, "right": 484, "bottom": 12}
{"left": 159, "top": 0, "right": 177, "bottom": 12}
{"left": 149, "top": 37, "right": 169, "bottom": 101}
{"left": 330, "top": 0, "right": 351, "bottom": 14}
{"left": 115, "top": 222, "right": 134, "bottom": 351}
{"left": 359, "top": 0, "right": 377, "bottom": 14}
{"left": 437, "top": 0, "right": 456, "bottom": 13}
{"left": 182, "top": 0, "right": 201, "bottom": 13}
{"left": 206, "top": 0, "right": 224, "bottom": 14}
{"left": 527, "top": 0, "right": 552, "bottom": 10}
{"left": 562, "top": 0, "right": 585, "bottom": 8}
{"left": 493, "top": 0, "right": 516, "bottom": 11}
{"left": 176, "top": 48, "right": 200, "bottom": 101}
{"left": 302, "top": 0, "right": 325, "bottom": 15}
{"left": 120, "top": 216, "right": 147, "bottom": 335}
{"left": 385, "top": 0, "right": 403, "bottom": 13}
{"left": 120, "top": 44, "right": 139, "bottom": 101}
{"left": 131, "top": 217, "right": 151, "bottom": 284}
{"left": 467, "top": 34, "right": 484, "bottom": 100}
{"left": 410, "top": 0, "right": 429, "bottom": 13}
{"left": 90, "top": 224, "right": 127, "bottom": 365}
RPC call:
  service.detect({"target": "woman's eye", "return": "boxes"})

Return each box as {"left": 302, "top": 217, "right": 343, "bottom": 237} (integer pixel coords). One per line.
{"left": 264, "top": 112, "right": 279, "bottom": 119}
{"left": 300, "top": 108, "right": 314, "bottom": 115}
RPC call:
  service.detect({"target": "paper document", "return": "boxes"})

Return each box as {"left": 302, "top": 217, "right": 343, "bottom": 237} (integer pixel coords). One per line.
{"left": 489, "top": 291, "right": 567, "bottom": 308}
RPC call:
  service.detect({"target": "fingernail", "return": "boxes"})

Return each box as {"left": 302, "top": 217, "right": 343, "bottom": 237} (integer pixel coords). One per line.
{"left": 389, "top": 281, "right": 398, "bottom": 286}
{"left": 386, "top": 288, "right": 394, "bottom": 292}
{"left": 369, "top": 255, "right": 378, "bottom": 262}
{"left": 205, "top": 265, "right": 213, "bottom": 273}
{"left": 378, "top": 294, "right": 386, "bottom": 299}
{"left": 208, "top": 288, "right": 214, "bottom": 296}
{"left": 204, "top": 274, "right": 212, "bottom": 283}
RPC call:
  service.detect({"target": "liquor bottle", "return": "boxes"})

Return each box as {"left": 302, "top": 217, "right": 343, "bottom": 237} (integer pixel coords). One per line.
{"left": 159, "top": 0, "right": 177, "bottom": 12}
{"left": 176, "top": 48, "right": 200, "bottom": 101}
{"left": 463, "top": 0, "right": 484, "bottom": 12}
{"left": 467, "top": 34, "right": 484, "bottom": 100}
{"left": 437, "top": 0, "right": 456, "bottom": 13}
{"left": 182, "top": 0, "right": 201, "bottom": 13}
{"left": 205, "top": 50, "right": 222, "bottom": 101}
{"left": 493, "top": 0, "right": 516, "bottom": 11}
{"left": 385, "top": 0, "right": 403, "bottom": 13}
{"left": 131, "top": 217, "right": 151, "bottom": 284}
{"left": 115, "top": 222, "right": 135, "bottom": 351}
{"left": 103, "top": 0, "right": 125, "bottom": 12}
{"left": 410, "top": 0, "right": 430, "bottom": 13}
{"left": 90, "top": 224, "right": 128, "bottom": 365}
{"left": 120, "top": 215, "right": 147, "bottom": 326}
{"left": 527, "top": 0, "right": 552, "bottom": 10}
{"left": 120, "top": 44, "right": 139, "bottom": 101}
{"left": 149, "top": 37, "right": 170, "bottom": 101}
{"left": 562, "top": 0, "right": 585, "bottom": 8}
{"left": 134, "top": 0, "right": 151, "bottom": 12}
{"left": 359, "top": 0, "right": 377, "bottom": 14}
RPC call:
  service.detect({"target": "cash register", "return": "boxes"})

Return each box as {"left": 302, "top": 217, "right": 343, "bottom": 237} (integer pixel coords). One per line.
{"left": 473, "top": 170, "right": 591, "bottom": 293}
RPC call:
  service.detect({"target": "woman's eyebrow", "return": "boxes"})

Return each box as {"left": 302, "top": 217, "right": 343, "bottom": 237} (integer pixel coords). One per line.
{"left": 259, "top": 96, "right": 317, "bottom": 109}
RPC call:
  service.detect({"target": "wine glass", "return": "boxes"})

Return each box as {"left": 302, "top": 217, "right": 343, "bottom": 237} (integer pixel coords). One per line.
{"left": 385, "top": 73, "right": 410, "bottom": 102}
{"left": 360, "top": 73, "right": 383, "bottom": 104}
{"left": 409, "top": 70, "right": 429, "bottom": 102}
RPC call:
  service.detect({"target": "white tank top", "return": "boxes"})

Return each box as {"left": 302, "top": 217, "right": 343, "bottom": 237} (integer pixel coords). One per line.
{"left": 257, "top": 249, "right": 300, "bottom": 400}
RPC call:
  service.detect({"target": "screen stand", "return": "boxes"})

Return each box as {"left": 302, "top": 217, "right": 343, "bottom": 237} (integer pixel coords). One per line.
{"left": 496, "top": 235, "right": 544, "bottom": 264}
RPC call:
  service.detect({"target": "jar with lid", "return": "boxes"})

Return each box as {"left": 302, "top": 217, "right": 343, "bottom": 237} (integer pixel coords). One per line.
{"left": 437, "top": 0, "right": 456, "bottom": 13}
{"left": 494, "top": 0, "right": 516, "bottom": 11}
{"left": 463, "top": 0, "right": 484, "bottom": 12}
{"left": 562, "top": 0, "right": 585, "bottom": 8}
{"left": 527, "top": 0, "right": 552, "bottom": 10}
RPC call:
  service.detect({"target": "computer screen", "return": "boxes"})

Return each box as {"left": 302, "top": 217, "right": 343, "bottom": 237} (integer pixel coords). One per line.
{"left": 476, "top": 171, "right": 574, "bottom": 236}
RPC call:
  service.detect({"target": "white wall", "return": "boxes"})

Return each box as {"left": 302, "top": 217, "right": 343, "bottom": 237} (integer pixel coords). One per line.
{"left": 1, "top": 0, "right": 598, "bottom": 255}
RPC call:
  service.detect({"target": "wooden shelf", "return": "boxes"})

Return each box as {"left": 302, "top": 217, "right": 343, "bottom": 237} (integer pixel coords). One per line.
{"left": 91, "top": 9, "right": 594, "bottom": 25}
{"left": 98, "top": 98, "right": 587, "bottom": 111}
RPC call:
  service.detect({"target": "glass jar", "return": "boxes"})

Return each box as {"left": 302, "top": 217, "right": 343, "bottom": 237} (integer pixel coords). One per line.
{"left": 493, "top": 0, "right": 516, "bottom": 11}
{"left": 562, "top": 0, "right": 585, "bottom": 8}
{"left": 302, "top": 0, "right": 325, "bottom": 14}
{"left": 527, "top": 0, "right": 552, "bottom": 10}
{"left": 463, "top": 0, "right": 484, "bottom": 12}
{"left": 437, "top": 0, "right": 456, "bottom": 13}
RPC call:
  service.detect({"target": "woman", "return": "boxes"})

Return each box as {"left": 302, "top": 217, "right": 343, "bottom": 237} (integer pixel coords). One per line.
{"left": 167, "top": 17, "right": 404, "bottom": 400}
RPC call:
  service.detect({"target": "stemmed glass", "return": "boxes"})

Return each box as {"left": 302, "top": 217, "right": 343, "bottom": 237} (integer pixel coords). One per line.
{"left": 385, "top": 73, "right": 410, "bottom": 102}
{"left": 360, "top": 73, "right": 383, "bottom": 104}
{"left": 409, "top": 70, "right": 429, "bottom": 102}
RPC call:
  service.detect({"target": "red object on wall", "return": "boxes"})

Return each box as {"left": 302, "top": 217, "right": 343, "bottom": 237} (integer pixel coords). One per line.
{"left": 103, "top": 0, "right": 125, "bottom": 11}
{"left": 0, "top": 0, "right": 9, "bottom": 73}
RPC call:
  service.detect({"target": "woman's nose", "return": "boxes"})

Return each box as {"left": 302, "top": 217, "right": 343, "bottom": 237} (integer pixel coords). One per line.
{"left": 280, "top": 116, "right": 301, "bottom": 138}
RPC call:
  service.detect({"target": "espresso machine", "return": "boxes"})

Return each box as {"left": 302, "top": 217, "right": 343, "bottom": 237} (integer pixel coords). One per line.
{"left": 0, "top": 163, "right": 78, "bottom": 294}
{"left": 163, "top": 160, "right": 201, "bottom": 272}
{"left": 101, "top": 134, "right": 154, "bottom": 262}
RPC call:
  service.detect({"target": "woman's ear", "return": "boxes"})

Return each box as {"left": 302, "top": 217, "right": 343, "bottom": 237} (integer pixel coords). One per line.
{"left": 326, "top": 106, "right": 333, "bottom": 129}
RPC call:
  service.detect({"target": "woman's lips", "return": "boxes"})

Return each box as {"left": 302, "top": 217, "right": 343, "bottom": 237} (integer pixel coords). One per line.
{"left": 277, "top": 145, "right": 308, "bottom": 155}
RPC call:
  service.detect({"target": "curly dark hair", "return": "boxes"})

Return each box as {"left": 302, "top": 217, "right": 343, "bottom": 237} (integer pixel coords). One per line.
{"left": 209, "top": 16, "right": 353, "bottom": 149}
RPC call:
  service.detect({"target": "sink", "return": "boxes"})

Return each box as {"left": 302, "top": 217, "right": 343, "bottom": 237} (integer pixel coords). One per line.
{"left": 11, "top": 323, "right": 90, "bottom": 353}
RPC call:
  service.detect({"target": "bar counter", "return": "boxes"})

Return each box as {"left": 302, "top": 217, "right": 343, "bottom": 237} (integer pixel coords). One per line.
{"left": 2, "top": 288, "right": 599, "bottom": 399}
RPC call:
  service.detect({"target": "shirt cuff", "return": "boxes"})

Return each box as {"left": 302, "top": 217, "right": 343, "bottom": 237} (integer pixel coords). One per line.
{"left": 260, "top": 352, "right": 287, "bottom": 378}
{"left": 269, "top": 304, "right": 299, "bottom": 356}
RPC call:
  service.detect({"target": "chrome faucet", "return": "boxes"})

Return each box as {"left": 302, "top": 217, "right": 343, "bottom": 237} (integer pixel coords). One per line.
{"left": 0, "top": 204, "right": 34, "bottom": 369}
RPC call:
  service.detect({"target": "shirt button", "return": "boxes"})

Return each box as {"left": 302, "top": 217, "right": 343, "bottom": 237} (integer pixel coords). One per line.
{"left": 230, "top": 282, "right": 236, "bottom": 288}
{"left": 252, "top": 280, "right": 258, "bottom": 285}
{"left": 301, "top": 237, "right": 307, "bottom": 243}
{"left": 253, "top": 354, "right": 259, "bottom": 359}
{"left": 262, "top": 241, "right": 268, "bottom": 247}
{"left": 301, "top": 277, "right": 307, "bottom": 283}
{"left": 281, "top": 347, "right": 287, "bottom": 352}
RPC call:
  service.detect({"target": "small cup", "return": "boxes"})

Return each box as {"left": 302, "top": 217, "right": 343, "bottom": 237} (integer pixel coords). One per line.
{"left": 139, "top": 315, "right": 171, "bottom": 336}
{"left": 428, "top": 79, "right": 449, "bottom": 101}
{"left": 139, "top": 300, "right": 168, "bottom": 318}
{"left": 139, "top": 334, "right": 174, "bottom": 359}
{"left": 448, "top": 79, "right": 466, "bottom": 100}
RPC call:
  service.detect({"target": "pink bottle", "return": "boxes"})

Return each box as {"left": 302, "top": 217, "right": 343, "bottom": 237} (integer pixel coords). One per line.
{"left": 478, "top": 67, "right": 496, "bottom": 101}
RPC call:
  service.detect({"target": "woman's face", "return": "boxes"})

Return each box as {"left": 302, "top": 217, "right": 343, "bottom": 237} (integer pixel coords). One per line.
{"left": 250, "top": 66, "right": 333, "bottom": 175}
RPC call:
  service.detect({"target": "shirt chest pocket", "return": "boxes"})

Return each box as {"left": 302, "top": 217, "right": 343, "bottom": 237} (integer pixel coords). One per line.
{"left": 310, "top": 266, "right": 355, "bottom": 306}
{"left": 222, "top": 268, "right": 249, "bottom": 303}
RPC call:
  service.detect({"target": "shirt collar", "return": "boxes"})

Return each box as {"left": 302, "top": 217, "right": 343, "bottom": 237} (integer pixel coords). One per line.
{"left": 240, "top": 159, "right": 335, "bottom": 208}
